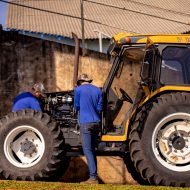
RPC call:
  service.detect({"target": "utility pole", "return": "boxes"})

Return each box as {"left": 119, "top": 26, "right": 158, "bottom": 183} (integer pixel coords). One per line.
{"left": 81, "top": 0, "right": 85, "bottom": 56}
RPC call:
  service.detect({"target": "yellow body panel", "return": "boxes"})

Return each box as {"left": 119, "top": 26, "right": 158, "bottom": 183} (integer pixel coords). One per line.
{"left": 142, "top": 85, "right": 150, "bottom": 96}
{"left": 101, "top": 86, "right": 190, "bottom": 141}
{"left": 113, "top": 33, "right": 190, "bottom": 45}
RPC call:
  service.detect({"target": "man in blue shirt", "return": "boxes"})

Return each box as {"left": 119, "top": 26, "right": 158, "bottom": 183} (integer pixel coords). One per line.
{"left": 74, "top": 73, "right": 102, "bottom": 184}
{"left": 12, "top": 83, "right": 47, "bottom": 112}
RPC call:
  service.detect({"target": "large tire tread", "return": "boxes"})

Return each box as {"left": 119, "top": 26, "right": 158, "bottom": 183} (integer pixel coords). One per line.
{"left": 129, "top": 92, "right": 190, "bottom": 187}
{"left": 0, "top": 109, "right": 65, "bottom": 181}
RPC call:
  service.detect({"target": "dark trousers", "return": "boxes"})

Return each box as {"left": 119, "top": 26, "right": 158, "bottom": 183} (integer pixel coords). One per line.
{"left": 80, "top": 122, "right": 100, "bottom": 178}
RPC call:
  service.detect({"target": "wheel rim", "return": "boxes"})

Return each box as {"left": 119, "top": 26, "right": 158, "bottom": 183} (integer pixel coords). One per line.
{"left": 4, "top": 125, "right": 45, "bottom": 168}
{"left": 152, "top": 113, "right": 190, "bottom": 172}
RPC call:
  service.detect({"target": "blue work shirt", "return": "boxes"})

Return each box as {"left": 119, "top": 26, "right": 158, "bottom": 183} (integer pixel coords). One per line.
{"left": 74, "top": 84, "right": 102, "bottom": 123}
{"left": 12, "top": 92, "right": 42, "bottom": 112}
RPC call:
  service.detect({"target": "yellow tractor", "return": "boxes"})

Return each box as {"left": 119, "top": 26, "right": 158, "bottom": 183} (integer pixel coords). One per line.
{"left": 1, "top": 33, "right": 190, "bottom": 187}
{"left": 105, "top": 33, "right": 190, "bottom": 187}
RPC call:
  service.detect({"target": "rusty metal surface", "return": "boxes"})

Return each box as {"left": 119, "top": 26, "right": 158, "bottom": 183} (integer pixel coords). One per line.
{"left": 72, "top": 32, "right": 79, "bottom": 89}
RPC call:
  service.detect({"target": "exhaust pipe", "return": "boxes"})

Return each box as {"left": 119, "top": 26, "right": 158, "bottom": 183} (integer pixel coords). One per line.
{"left": 72, "top": 32, "right": 79, "bottom": 89}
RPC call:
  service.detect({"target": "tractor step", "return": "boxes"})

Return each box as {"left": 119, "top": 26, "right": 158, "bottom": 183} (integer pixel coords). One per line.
{"left": 103, "top": 147, "right": 121, "bottom": 152}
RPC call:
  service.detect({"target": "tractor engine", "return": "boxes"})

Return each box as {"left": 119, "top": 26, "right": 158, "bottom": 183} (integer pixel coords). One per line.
{"left": 39, "top": 92, "right": 80, "bottom": 146}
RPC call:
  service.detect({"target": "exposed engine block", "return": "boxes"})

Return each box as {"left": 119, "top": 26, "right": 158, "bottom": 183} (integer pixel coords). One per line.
{"left": 39, "top": 91, "right": 80, "bottom": 146}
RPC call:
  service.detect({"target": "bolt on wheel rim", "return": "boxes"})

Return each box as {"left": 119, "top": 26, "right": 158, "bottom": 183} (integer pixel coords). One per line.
{"left": 152, "top": 113, "right": 190, "bottom": 172}
{"left": 4, "top": 126, "right": 45, "bottom": 168}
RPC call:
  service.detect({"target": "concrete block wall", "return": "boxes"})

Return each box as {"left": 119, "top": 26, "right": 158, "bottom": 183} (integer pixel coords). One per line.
{"left": 0, "top": 29, "right": 110, "bottom": 119}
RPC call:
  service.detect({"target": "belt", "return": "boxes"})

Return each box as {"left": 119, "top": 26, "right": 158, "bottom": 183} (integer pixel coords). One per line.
{"left": 80, "top": 122, "right": 100, "bottom": 126}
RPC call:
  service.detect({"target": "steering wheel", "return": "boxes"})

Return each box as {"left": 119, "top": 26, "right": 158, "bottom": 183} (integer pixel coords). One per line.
{"left": 120, "top": 88, "right": 133, "bottom": 104}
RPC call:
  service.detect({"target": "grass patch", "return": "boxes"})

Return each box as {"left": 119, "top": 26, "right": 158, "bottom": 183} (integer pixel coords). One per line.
{"left": 0, "top": 181, "right": 189, "bottom": 190}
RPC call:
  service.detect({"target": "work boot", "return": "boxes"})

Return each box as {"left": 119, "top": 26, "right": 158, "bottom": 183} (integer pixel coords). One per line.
{"left": 80, "top": 178, "right": 99, "bottom": 184}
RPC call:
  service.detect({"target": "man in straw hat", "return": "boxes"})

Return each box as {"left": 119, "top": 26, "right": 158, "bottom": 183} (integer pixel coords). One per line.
{"left": 74, "top": 73, "right": 102, "bottom": 184}
{"left": 12, "top": 83, "right": 47, "bottom": 112}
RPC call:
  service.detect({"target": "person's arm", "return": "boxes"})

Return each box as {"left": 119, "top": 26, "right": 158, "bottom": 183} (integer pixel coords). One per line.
{"left": 97, "top": 90, "right": 102, "bottom": 112}
{"left": 74, "top": 89, "right": 80, "bottom": 111}
{"left": 30, "top": 98, "right": 42, "bottom": 112}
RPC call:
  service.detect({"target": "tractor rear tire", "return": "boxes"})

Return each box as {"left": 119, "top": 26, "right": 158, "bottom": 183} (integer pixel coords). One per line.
{"left": 129, "top": 92, "right": 190, "bottom": 187}
{"left": 0, "top": 108, "right": 64, "bottom": 181}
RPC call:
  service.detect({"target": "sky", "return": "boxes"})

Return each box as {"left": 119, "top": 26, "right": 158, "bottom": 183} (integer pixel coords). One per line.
{"left": 0, "top": 1, "right": 8, "bottom": 30}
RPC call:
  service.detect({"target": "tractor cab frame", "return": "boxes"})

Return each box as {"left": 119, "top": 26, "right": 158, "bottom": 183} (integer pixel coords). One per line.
{"left": 102, "top": 36, "right": 190, "bottom": 139}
